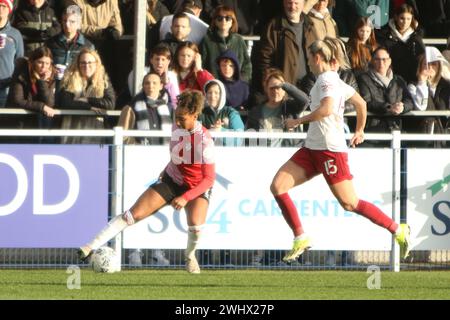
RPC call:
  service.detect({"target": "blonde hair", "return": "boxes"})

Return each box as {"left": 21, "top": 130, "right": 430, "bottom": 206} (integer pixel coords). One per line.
{"left": 324, "top": 37, "right": 350, "bottom": 70}
{"left": 61, "top": 48, "right": 109, "bottom": 98}
{"left": 308, "top": 39, "right": 334, "bottom": 64}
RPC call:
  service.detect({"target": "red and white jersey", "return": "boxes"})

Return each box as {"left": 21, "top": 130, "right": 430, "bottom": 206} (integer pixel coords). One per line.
{"left": 165, "top": 121, "right": 215, "bottom": 201}
{"left": 305, "top": 71, "right": 355, "bottom": 152}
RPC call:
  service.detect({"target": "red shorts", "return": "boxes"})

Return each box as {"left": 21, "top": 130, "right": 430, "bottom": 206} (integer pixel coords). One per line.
{"left": 290, "top": 148, "right": 353, "bottom": 185}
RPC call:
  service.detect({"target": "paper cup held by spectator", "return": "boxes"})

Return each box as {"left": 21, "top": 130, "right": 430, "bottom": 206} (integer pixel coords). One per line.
{"left": 0, "top": 34, "right": 7, "bottom": 48}
{"left": 55, "top": 64, "right": 67, "bottom": 80}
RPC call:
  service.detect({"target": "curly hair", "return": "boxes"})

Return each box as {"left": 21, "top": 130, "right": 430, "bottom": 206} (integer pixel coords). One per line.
{"left": 177, "top": 90, "right": 204, "bottom": 115}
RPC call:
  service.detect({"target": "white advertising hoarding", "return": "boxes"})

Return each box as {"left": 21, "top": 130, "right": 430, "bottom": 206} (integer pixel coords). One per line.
{"left": 407, "top": 149, "right": 450, "bottom": 250}
{"left": 123, "top": 146, "right": 393, "bottom": 250}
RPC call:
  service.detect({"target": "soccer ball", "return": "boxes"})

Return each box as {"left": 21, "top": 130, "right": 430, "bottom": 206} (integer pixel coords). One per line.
{"left": 91, "top": 246, "right": 120, "bottom": 273}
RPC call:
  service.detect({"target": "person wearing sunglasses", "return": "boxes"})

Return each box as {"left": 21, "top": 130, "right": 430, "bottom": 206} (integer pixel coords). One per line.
{"left": 200, "top": 5, "right": 252, "bottom": 83}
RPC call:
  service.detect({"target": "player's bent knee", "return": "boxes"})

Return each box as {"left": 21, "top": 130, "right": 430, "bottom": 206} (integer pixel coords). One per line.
{"left": 270, "top": 177, "right": 285, "bottom": 195}
{"left": 340, "top": 201, "right": 358, "bottom": 212}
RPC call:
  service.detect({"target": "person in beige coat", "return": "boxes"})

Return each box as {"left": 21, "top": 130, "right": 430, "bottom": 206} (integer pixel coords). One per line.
{"left": 304, "top": 0, "right": 338, "bottom": 50}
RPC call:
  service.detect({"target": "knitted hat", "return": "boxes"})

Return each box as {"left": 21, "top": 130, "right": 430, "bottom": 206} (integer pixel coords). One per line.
{"left": 0, "top": 0, "right": 13, "bottom": 13}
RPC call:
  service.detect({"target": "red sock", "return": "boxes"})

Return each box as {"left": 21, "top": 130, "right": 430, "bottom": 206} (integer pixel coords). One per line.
{"left": 354, "top": 200, "right": 398, "bottom": 233}
{"left": 275, "top": 193, "right": 304, "bottom": 236}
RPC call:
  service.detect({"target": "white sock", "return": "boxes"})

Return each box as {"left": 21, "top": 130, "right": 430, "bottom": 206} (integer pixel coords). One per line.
{"left": 86, "top": 211, "right": 134, "bottom": 250}
{"left": 185, "top": 225, "right": 203, "bottom": 260}
{"left": 294, "top": 233, "right": 308, "bottom": 241}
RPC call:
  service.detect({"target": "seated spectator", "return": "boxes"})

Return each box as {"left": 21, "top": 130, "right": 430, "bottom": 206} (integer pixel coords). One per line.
{"left": 173, "top": 41, "right": 214, "bottom": 92}
{"left": 376, "top": 3, "right": 425, "bottom": 84}
{"left": 158, "top": 12, "right": 191, "bottom": 56}
{"left": 6, "top": 46, "right": 57, "bottom": 132}
{"left": 200, "top": 5, "right": 252, "bottom": 82}
{"left": 357, "top": 47, "right": 413, "bottom": 136}
{"left": 246, "top": 68, "right": 309, "bottom": 147}
{"left": 346, "top": 17, "right": 378, "bottom": 77}
{"left": 119, "top": 72, "right": 172, "bottom": 145}
{"left": 0, "top": 0, "right": 24, "bottom": 107}
{"left": 333, "top": 0, "right": 389, "bottom": 36}
{"left": 12, "top": 0, "right": 61, "bottom": 57}
{"left": 46, "top": 5, "right": 94, "bottom": 70}
{"left": 58, "top": 47, "right": 115, "bottom": 144}
{"left": 125, "top": 45, "right": 179, "bottom": 109}
{"left": 200, "top": 79, "right": 244, "bottom": 146}
{"left": 158, "top": 0, "right": 208, "bottom": 45}
{"left": 217, "top": 49, "right": 249, "bottom": 111}
{"left": 406, "top": 48, "right": 450, "bottom": 147}
{"left": 304, "top": 0, "right": 338, "bottom": 50}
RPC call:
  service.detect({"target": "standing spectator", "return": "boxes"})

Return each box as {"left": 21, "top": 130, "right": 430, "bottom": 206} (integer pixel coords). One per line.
{"left": 216, "top": 49, "right": 249, "bottom": 111}
{"left": 406, "top": 48, "right": 450, "bottom": 146}
{"left": 6, "top": 46, "right": 57, "bottom": 133}
{"left": 304, "top": 0, "right": 338, "bottom": 50}
{"left": 159, "top": 0, "right": 208, "bottom": 45}
{"left": 0, "top": 0, "right": 24, "bottom": 107}
{"left": 376, "top": 3, "right": 425, "bottom": 84}
{"left": 146, "top": 0, "right": 170, "bottom": 30}
{"left": 415, "top": 0, "right": 450, "bottom": 38}
{"left": 173, "top": 41, "right": 214, "bottom": 93}
{"left": 158, "top": 12, "right": 191, "bottom": 56}
{"left": 357, "top": 47, "right": 413, "bottom": 137}
{"left": 46, "top": 5, "right": 94, "bottom": 68}
{"left": 200, "top": 5, "right": 251, "bottom": 83}
{"left": 346, "top": 17, "right": 378, "bottom": 77}
{"left": 333, "top": 0, "right": 390, "bottom": 36}
{"left": 12, "top": 0, "right": 61, "bottom": 57}
{"left": 124, "top": 45, "right": 179, "bottom": 110}
{"left": 254, "top": 0, "right": 308, "bottom": 95}
{"left": 58, "top": 47, "right": 115, "bottom": 144}
{"left": 68, "top": 0, "right": 123, "bottom": 91}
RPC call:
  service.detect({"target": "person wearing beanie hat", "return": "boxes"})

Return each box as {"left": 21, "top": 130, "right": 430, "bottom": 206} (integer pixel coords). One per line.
{"left": 0, "top": 0, "right": 13, "bottom": 14}
{"left": 0, "top": 0, "right": 24, "bottom": 107}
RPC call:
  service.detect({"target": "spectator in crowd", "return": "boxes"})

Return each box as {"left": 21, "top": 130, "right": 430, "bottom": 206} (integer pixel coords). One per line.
{"left": 0, "top": 0, "right": 23, "bottom": 107}
{"left": 12, "top": 0, "right": 61, "bottom": 57}
{"left": 119, "top": 72, "right": 172, "bottom": 145}
{"left": 216, "top": 49, "right": 249, "bottom": 111}
{"left": 6, "top": 46, "right": 57, "bottom": 134}
{"left": 202, "top": 0, "right": 260, "bottom": 35}
{"left": 158, "top": 12, "right": 192, "bottom": 56}
{"left": 46, "top": 5, "right": 94, "bottom": 69}
{"left": 68, "top": 0, "right": 123, "bottom": 91}
{"left": 357, "top": 47, "right": 413, "bottom": 137}
{"left": 146, "top": 0, "right": 170, "bottom": 32}
{"left": 304, "top": 0, "right": 338, "bottom": 50}
{"left": 246, "top": 68, "right": 309, "bottom": 147}
{"left": 415, "top": 0, "right": 450, "bottom": 38}
{"left": 200, "top": 5, "right": 251, "bottom": 83}
{"left": 406, "top": 47, "right": 450, "bottom": 147}
{"left": 346, "top": 17, "right": 378, "bottom": 77}
{"left": 333, "top": 0, "right": 390, "bottom": 37}
{"left": 58, "top": 47, "right": 115, "bottom": 144}
{"left": 173, "top": 41, "right": 214, "bottom": 92}
{"left": 124, "top": 45, "right": 179, "bottom": 109}
{"left": 390, "top": 0, "right": 418, "bottom": 18}
{"left": 201, "top": 79, "right": 244, "bottom": 145}
{"left": 376, "top": 3, "right": 425, "bottom": 84}
{"left": 253, "top": 0, "right": 309, "bottom": 96}
{"left": 158, "top": 0, "right": 208, "bottom": 45}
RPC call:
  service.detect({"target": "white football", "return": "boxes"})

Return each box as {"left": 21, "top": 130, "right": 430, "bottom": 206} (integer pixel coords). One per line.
{"left": 91, "top": 246, "right": 120, "bottom": 273}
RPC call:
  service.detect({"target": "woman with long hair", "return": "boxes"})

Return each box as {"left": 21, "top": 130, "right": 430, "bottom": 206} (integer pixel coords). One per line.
{"left": 346, "top": 17, "right": 378, "bottom": 76}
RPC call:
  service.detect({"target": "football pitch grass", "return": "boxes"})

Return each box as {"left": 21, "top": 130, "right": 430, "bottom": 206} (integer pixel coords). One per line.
{"left": 1, "top": 269, "right": 449, "bottom": 300}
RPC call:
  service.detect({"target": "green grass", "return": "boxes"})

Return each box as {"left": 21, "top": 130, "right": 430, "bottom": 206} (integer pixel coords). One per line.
{"left": 0, "top": 269, "right": 449, "bottom": 300}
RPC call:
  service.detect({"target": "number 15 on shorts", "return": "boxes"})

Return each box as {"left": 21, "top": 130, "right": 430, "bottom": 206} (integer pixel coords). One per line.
{"left": 324, "top": 159, "right": 337, "bottom": 175}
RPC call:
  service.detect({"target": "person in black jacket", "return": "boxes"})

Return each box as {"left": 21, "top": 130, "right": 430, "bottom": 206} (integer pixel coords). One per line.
{"left": 12, "top": 0, "right": 61, "bottom": 56}
{"left": 376, "top": 3, "right": 425, "bottom": 84}
{"left": 357, "top": 47, "right": 413, "bottom": 139}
